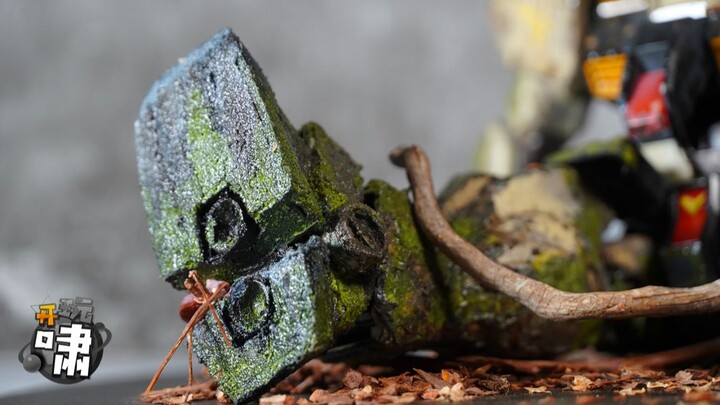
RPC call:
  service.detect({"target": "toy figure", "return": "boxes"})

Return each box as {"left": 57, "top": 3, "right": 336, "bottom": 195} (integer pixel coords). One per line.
{"left": 479, "top": 0, "right": 720, "bottom": 300}
{"left": 135, "top": 7, "right": 720, "bottom": 399}
{"left": 135, "top": 29, "right": 614, "bottom": 403}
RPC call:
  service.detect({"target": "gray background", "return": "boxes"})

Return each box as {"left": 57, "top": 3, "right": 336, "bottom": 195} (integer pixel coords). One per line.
{"left": 0, "top": 0, "right": 620, "bottom": 396}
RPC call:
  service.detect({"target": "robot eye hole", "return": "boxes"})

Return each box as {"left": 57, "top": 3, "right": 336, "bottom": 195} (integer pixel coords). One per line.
{"left": 223, "top": 277, "right": 273, "bottom": 343}
{"left": 206, "top": 198, "right": 244, "bottom": 251}
{"left": 199, "top": 188, "right": 258, "bottom": 261}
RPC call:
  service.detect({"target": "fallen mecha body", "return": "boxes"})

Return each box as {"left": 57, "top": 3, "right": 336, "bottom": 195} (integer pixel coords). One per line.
{"left": 134, "top": 29, "right": 699, "bottom": 403}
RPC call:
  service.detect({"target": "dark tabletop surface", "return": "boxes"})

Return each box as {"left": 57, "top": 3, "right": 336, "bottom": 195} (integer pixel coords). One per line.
{"left": 0, "top": 376, "right": 218, "bottom": 405}
{"left": 0, "top": 379, "right": 689, "bottom": 405}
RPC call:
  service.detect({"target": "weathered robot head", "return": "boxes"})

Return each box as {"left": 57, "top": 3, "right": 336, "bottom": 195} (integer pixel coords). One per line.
{"left": 135, "top": 29, "right": 386, "bottom": 402}
{"left": 135, "top": 27, "right": 613, "bottom": 404}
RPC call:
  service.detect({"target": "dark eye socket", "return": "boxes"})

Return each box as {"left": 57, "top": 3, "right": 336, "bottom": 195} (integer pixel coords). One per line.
{"left": 206, "top": 198, "right": 244, "bottom": 250}
{"left": 223, "top": 277, "right": 273, "bottom": 343}
{"left": 199, "top": 188, "right": 258, "bottom": 262}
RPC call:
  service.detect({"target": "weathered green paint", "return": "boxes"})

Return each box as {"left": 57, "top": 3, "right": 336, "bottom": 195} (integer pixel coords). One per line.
{"left": 430, "top": 170, "right": 608, "bottom": 356}
{"left": 135, "top": 28, "right": 326, "bottom": 285}
{"left": 365, "top": 179, "right": 448, "bottom": 348}
{"left": 136, "top": 29, "right": 619, "bottom": 404}
{"left": 192, "top": 236, "right": 371, "bottom": 401}
{"left": 299, "top": 122, "right": 364, "bottom": 215}
{"left": 328, "top": 270, "right": 371, "bottom": 332}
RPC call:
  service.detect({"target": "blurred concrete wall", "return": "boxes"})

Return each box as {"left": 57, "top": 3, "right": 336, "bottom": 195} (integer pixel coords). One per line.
{"left": 1, "top": 1, "right": 625, "bottom": 357}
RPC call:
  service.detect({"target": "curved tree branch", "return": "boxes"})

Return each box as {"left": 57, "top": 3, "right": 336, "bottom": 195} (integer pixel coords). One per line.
{"left": 390, "top": 145, "right": 720, "bottom": 320}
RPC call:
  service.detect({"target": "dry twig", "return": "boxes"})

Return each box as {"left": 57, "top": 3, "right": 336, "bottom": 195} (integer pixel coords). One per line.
{"left": 140, "top": 379, "right": 218, "bottom": 404}
{"left": 184, "top": 273, "right": 232, "bottom": 348}
{"left": 390, "top": 145, "right": 720, "bottom": 320}
{"left": 144, "top": 272, "right": 230, "bottom": 395}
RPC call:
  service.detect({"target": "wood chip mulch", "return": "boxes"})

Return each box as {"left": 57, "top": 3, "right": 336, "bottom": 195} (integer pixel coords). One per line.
{"left": 260, "top": 360, "right": 720, "bottom": 405}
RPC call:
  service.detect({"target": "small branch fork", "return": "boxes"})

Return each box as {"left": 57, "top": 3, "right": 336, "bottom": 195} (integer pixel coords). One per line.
{"left": 142, "top": 271, "right": 231, "bottom": 401}
{"left": 390, "top": 145, "right": 720, "bottom": 320}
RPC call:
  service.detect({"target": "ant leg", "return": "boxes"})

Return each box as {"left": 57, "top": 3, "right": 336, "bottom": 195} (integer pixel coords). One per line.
{"left": 144, "top": 285, "right": 228, "bottom": 393}
{"left": 188, "top": 272, "right": 232, "bottom": 347}
{"left": 182, "top": 327, "right": 194, "bottom": 404}
{"left": 188, "top": 325, "right": 194, "bottom": 386}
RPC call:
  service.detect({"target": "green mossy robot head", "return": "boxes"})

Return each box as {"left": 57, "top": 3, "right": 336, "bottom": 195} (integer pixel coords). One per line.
{"left": 135, "top": 28, "right": 328, "bottom": 284}
{"left": 135, "top": 29, "right": 375, "bottom": 402}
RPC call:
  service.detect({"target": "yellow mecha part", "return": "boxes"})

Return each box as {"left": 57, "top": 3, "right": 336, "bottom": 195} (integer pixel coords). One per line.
{"left": 490, "top": 0, "right": 590, "bottom": 85}
{"left": 710, "top": 36, "right": 720, "bottom": 70}
{"left": 583, "top": 53, "right": 627, "bottom": 100}
{"left": 476, "top": 1, "right": 592, "bottom": 177}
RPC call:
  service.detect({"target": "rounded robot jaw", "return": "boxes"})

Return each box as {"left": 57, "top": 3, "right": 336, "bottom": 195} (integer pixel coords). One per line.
{"left": 191, "top": 236, "right": 333, "bottom": 402}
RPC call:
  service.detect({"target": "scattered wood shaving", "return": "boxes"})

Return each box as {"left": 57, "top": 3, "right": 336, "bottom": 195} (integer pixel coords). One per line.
{"left": 144, "top": 353, "right": 720, "bottom": 404}
{"left": 524, "top": 386, "right": 549, "bottom": 394}
{"left": 139, "top": 379, "right": 218, "bottom": 404}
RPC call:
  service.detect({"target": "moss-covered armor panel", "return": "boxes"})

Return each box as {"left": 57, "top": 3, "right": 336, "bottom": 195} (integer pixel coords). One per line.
{"left": 135, "top": 29, "right": 614, "bottom": 403}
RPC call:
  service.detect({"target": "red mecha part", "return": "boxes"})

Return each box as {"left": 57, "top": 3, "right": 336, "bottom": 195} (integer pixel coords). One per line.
{"left": 625, "top": 69, "right": 671, "bottom": 139}
{"left": 671, "top": 186, "right": 708, "bottom": 245}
